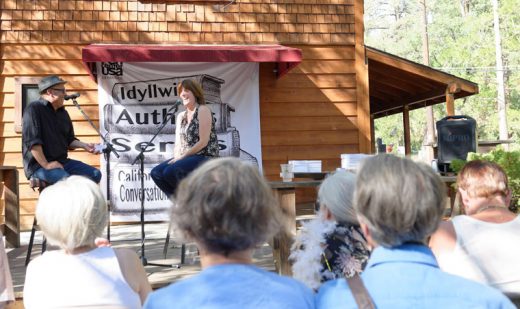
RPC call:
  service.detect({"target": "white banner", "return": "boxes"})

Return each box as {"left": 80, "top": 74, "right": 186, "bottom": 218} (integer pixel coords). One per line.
{"left": 97, "top": 62, "right": 261, "bottom": 221}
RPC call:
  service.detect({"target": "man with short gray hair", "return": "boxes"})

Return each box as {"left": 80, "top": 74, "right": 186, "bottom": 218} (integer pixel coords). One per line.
{"left": 22, "top": 75, "right": 101, "bottom": 184}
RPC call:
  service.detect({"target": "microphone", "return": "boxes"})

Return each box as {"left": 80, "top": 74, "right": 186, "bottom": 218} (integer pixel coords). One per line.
{"left": 64, "top": 93, "right": 80, "bottom": 101}
{"left": 168, "top": 99, "right": 183, "bottom": 112}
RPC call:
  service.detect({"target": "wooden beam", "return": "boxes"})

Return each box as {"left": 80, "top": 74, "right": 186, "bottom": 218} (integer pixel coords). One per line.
{"left": 403, "top": 88, "right": 447, "bottom": 105}
{"left": 369, "top": 86, "right": 403, "bottom": 103}
{"left": 369, "top": 70, "right": 425, "bottom": 93}
{"left": 447, "top": 82, "right": 461, "bottom": 94}
{"left": 373, "top": 88, "right": 447, "bottom": 115}
{"left": 366, "top": 47, "right": 479, "bottom": 94}
{"left": 369, "top": 63, "right": 434, "bottom": 92}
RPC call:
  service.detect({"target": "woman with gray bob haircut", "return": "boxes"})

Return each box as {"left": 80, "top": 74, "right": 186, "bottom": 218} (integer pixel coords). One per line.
{"left": 316, "top": 155, "right": 515, "bottom": 308}
{"left": 144, "top": 157, "right": 315, "bottom": 309}
{"left": 24, "top": 176, "right": 151, "bottom": 309}
{"left": 355, "top": 154, "right": 446, "bottom": 246}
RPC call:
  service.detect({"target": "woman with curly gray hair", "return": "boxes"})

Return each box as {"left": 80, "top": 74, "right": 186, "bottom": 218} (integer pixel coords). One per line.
{"left": 145, "top": 157, "right": 314, "bottom": 309}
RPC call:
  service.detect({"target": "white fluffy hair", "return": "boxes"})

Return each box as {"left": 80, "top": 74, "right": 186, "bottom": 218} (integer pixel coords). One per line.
{"left": 318, "top": 170, "right": 358, "bottom": 225}
{"left": 290, "top": 214, "right": 336, "bottom": 290}
{"left": 36, "top": 176, "right": 107, "bottom": 251}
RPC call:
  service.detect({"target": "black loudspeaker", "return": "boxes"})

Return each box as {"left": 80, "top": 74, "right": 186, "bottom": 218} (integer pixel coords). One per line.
{"left": 436, "top": 115, "right": 477, "bottom": 165}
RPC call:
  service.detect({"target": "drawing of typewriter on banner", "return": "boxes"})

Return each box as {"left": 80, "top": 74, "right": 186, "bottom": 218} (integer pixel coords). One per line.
{"left": 103, "top": 74, "right": 258, "bottom": 215}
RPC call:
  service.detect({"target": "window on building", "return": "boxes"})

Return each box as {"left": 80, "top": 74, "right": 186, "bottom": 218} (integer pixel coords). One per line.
{"left": 14, "top": 77, "right": 42, "bottom": 133}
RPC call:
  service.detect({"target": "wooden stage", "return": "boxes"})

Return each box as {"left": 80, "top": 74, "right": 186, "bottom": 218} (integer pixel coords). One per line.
{"left": 5, "top": 222, "right": 277, "bottom": 302}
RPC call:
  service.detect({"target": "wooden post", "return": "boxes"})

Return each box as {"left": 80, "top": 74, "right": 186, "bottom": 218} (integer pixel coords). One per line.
{"left": 403, "top": 105, "right": 411, "bottom": 155}
{"left": 269, "top": 180, "right": 322, "bottom": 276}
{"left": 1, "top": 166, "right": 20, "bottom": 248}
{"left": 272, "top": 188, "right": 296, "bottom": 276}
{"left": 446, "top": 92, "right": 455, "bottom": 116}
{"left": 355, "top": 0, "right": 372, "bottom": 154}
{"left": 446, "top": 83, "right": 461, "bottom": 116}
{"left": 370, "top": 115, "right": 375, "bottom": 154}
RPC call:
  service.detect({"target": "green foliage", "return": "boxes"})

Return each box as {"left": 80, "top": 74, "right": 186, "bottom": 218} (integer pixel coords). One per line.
{"left": 450, "top": 148, "right": 520, "bottom": 206}
{"left": 449, "top": 158, "right": 467, "bottom": 173}
{"left": 365, "top": 0, "right": 520, "bottom": 153}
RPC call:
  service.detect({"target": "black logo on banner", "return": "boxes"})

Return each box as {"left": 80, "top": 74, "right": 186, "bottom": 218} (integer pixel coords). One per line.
{"left": 101, "top": 62, "right": 123, "bottom": 76}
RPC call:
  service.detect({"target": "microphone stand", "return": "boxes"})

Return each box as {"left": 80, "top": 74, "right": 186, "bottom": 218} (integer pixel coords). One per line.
{"left": 70, "top": 97, "right": 120, "bottom": 241}
{"left": 131, "top": 101, "right": 181, "bottom": 268}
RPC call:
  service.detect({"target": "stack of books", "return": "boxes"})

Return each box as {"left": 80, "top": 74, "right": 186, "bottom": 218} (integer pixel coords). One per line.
{"left": 288, "top": 160, "right": 322, "bottom": 173}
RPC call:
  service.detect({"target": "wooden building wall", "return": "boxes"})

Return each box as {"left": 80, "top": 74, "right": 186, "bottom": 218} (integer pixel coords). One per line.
{"left": 0, "top": 0, "right": 370, "bottom": 230}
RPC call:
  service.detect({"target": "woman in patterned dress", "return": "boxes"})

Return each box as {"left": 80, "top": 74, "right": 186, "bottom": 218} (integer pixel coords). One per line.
{"left": 151, "top": 79, "right": 219, "bottom": 197}
{"left": 290, "top": 170, "right": 370, "bottom": 290}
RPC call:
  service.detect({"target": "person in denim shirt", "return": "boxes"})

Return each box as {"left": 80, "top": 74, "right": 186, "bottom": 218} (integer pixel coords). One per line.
{"left": 316, "top": 154, "right": 514, "bottom": 309}
{"left": 145, "top": 158, "right": 314, "bottom": 309}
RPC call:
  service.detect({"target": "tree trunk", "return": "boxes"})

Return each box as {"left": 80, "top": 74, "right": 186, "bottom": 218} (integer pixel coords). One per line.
{"left": 492, "top": 0, "right": 509, "bottom": 144}
{"left": 459, "top": 0, "right": 470, "bottom": 17}
{"left": 420, "top": 0, "right": 436, "bottom": 162}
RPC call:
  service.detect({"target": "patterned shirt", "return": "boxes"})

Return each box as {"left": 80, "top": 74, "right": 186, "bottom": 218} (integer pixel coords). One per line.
{"left": 178, "top": 106, "right": 219, "bottom": 157}
{"left": 321, "top": 223, "right": 370, "bottom": 281}
{"left": 290, "top": 219, "right": 370, "bottom": 290}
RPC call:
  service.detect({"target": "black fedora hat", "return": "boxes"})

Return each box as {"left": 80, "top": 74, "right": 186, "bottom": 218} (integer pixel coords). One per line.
{"left": 38, "top": 75, "right": 67, "bottom": 94}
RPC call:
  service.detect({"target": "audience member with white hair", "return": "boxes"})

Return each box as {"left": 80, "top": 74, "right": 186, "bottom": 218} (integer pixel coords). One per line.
{"left": 23, "top": 176, "right": 151, "bottom": 309}
{"left": 144, "top": 157, "right": 314, "bottom": 309}
{"left": 316, "top": 154, "right": 514, "bottom": 308}
{"left": 290, "top": 170, "right": 369, "bottom": 290}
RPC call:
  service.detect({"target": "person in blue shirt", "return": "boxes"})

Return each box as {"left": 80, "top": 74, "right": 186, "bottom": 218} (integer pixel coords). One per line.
{"left": 144, "top": 157, "right": 314, "bottom": 309}
{"left": 316, "top": 154, "right": 514, "bottom": 309}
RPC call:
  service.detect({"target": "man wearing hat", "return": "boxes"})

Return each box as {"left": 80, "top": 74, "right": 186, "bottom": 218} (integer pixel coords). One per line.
{"left": 22, "top": 75, "right": 102, "bottom": 185}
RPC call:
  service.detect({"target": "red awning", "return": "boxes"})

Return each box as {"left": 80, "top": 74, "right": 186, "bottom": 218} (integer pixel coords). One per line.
{"left": 82, "top": 44, "right": 302, "bottom": 80}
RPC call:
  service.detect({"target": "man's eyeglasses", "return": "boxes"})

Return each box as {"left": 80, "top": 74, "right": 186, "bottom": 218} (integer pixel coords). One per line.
{"left": 51, "top": 88, "right": 66, "bottom": 94}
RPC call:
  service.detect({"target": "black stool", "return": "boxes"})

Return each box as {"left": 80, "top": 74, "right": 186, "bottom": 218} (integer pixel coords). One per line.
{"left": 163, "top": 231, "right": 186, "bottom": 264}
{"left": 25, "top": 177, "right": 50, "bottom": 266}
{"left": 162, "top": 220, "right": 187, "bottom": 264}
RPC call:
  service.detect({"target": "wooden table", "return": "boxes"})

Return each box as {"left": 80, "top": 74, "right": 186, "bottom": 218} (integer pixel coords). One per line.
{"left": 0, "top": 166, "right": 20, "bottom": 248}
{"left": 269, "top": 180, "right": 322, "bottom": 276}
{"left": 293, "top": 172, "right": 329, "bottom": 180}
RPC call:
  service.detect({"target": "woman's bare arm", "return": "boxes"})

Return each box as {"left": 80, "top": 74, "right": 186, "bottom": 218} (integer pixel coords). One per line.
{"left": 429, "top": 220, "right": 457, "bottom": 257}
{"left": 114, "top": 248, "right": 152, "bottom": 304}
